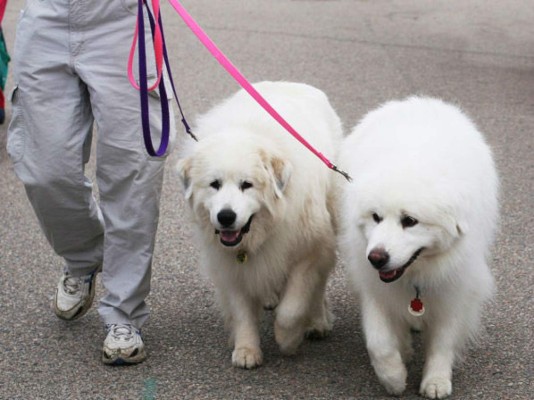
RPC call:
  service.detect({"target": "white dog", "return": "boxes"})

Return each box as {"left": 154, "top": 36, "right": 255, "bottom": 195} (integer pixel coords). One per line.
{"left": 177, "top": 81, "right": 342, "bottom": 368}
{"left": 339, "top": 97, "right": 498, "bottom": 398}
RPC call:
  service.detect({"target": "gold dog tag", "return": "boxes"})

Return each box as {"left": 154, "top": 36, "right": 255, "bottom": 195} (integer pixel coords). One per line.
{"left": 236, "top": 251, "right": 248, "bottom": 264}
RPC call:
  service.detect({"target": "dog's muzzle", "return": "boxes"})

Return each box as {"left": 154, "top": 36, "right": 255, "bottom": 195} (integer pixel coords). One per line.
{"left": 215, "top": 215, "right": 254, "bottom": 247}
{"left": 375, "top": 248, "right": 424, "bottom": 283}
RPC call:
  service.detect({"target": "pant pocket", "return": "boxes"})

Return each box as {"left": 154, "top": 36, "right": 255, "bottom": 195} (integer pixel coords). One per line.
{"left": 6, "top": 85, "right": 26, "bottom": 163}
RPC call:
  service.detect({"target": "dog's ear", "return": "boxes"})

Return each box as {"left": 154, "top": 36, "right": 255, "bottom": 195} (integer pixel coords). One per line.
{"left": 455, "top": 219, "right": 469, "bottom": 236}
{"left": 176, "top": 158, "right": 193, "bottom": 200}
{"left": 271, "top": 156, "right": 292, "bottom": 198}
{"left": 260, "top": 150, "right": 292, "bottom": 198}
{"left": 442, "top": 212, "right": 469, "bottom": 238}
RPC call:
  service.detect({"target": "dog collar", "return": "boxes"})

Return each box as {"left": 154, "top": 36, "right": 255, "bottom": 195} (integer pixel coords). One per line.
{"left": 409, "top": 286, "right": 425, "bottom": 317}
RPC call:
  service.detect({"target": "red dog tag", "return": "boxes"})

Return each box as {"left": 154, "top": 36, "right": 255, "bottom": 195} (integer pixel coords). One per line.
{"left": 409, "top": 297, "right": 425, "bottom": 316}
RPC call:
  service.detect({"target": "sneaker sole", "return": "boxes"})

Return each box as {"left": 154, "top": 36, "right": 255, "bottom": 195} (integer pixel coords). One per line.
{"left": 102, "top": 348, "right": 147, "bottom": 365}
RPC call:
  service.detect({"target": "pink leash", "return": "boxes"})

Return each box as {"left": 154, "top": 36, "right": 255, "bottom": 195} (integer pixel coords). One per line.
{"left": 128, "top": 0, "right": 164, "bottom": 92}
{"left": 129, "top": 0, "right": 351, "bottom": 181}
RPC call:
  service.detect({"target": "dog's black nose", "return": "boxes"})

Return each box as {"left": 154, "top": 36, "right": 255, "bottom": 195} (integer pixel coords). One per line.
{"left": 217, "top": 209, "right": 237, "bottom": 228}
{"left": 368, "top": 248, "right": 390, "bottom": 269}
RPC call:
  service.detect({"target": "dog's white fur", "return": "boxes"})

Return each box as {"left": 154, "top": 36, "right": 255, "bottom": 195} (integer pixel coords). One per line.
{"left": 339, "top": 97, "right": 498, "bottom": 398}
{"left": 177, "top": 81, "right": 342, "bottom": 368}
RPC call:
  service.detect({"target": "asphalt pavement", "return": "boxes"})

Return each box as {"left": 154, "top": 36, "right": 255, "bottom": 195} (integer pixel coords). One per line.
{"left": 0, "top": 1, "right": 532, "bottom": 399}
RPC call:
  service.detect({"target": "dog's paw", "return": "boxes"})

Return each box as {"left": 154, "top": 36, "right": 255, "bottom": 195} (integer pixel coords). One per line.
{"left": 373, "top": 360, "right": 407, "bottom": 396}
{"left": 232, "top": 346, "right": 263, "bottom": 369}
{"left": 274, "top": 322, "right": 304, "bottom": 355}
{"left": 263, "top": 293, "right": 279, "bottom": 310}
{"left": 276, "top": 336, "right": 301, "bottom": 355}
{"left": 379, "top": 375, "right": 406, "bottom": 396}
{"left": 263, "top": 303, "right": 277, "bottom": 311}
{"left": 420, "top": 376, "right": 452, "bottom": 399}
{"left": 305, "top": 325, "right": 332, "bottom": 340}
{"left": 306, "top": 308, "right": 334, "bottom": 340}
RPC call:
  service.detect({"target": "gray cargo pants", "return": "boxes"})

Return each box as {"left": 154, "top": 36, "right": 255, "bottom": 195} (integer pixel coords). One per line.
{"left": 7, "top": 0, "right": 175, "bottom": 329}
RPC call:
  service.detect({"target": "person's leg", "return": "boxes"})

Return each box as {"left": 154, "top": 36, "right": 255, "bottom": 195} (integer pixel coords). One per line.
{"left": 6, "top": 1, "right": 105, "bottom": 321}
{"left": 74, "top": 1, "right": 174, "bottom": 363}
{"left": 7, "top": 1, "right": 104, "bottom": 275}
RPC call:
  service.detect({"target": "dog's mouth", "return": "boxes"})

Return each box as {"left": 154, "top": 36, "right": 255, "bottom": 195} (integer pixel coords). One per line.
{"left": 215, "top": 215, "right": 254, "bottom": 247}
{"left": 378, "top": 248, "right": 424, "bottom": 283}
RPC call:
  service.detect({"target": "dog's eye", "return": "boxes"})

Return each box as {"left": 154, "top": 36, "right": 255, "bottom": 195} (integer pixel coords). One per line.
{"left": 210, "top": 180, "right": 221, "bottom": 190}
{"left": 240, "top": 181, "right": 253, "bottom": 191}
{"left": 401, "top": 215, "right": 418, "bottom": 228}
{"left": 372, "top": 213, "right": 382, "bottom": 223}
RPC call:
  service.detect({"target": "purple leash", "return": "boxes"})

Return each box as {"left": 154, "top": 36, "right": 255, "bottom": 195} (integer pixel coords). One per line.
{"left": 136, "top": 0, "right": 195, "bottom": 157}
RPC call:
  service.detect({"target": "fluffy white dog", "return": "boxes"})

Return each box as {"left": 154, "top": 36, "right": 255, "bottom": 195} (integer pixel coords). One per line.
{"left": 177, "top": 81, "right": 342, "bottom": 368}
{"left": 339, "top": 97, "right": 499, "bottom": 398}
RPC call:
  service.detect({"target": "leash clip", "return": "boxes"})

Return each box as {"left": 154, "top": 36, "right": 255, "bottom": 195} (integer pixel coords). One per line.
{"left": 332, "top": 164, "right": 352, "bottom": 182}
{"left": 181, "top": 117, "right": 198, "bottom": 141}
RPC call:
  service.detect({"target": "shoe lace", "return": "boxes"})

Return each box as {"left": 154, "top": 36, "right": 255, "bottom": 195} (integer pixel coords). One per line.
{"left": 108, "top": 324, "right": 135, "bottom": 341}
{"left": 63, "top": 275, "right": 82, "bottom": 295}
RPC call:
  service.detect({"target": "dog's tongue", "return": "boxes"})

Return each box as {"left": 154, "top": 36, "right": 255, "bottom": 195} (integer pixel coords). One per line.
{"left": 379, "top": 269, "right": 398, "bottom": 280}
{"left": 220, "top": 230, "right": 240, "bottom": 243}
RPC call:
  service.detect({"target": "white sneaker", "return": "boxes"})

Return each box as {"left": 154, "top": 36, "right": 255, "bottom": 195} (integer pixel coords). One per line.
{"left": 102, "top": 324, "right": 146, "bottom": 365}
{"left": 53, "top": 271, "right": 97, "bottom": 320}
